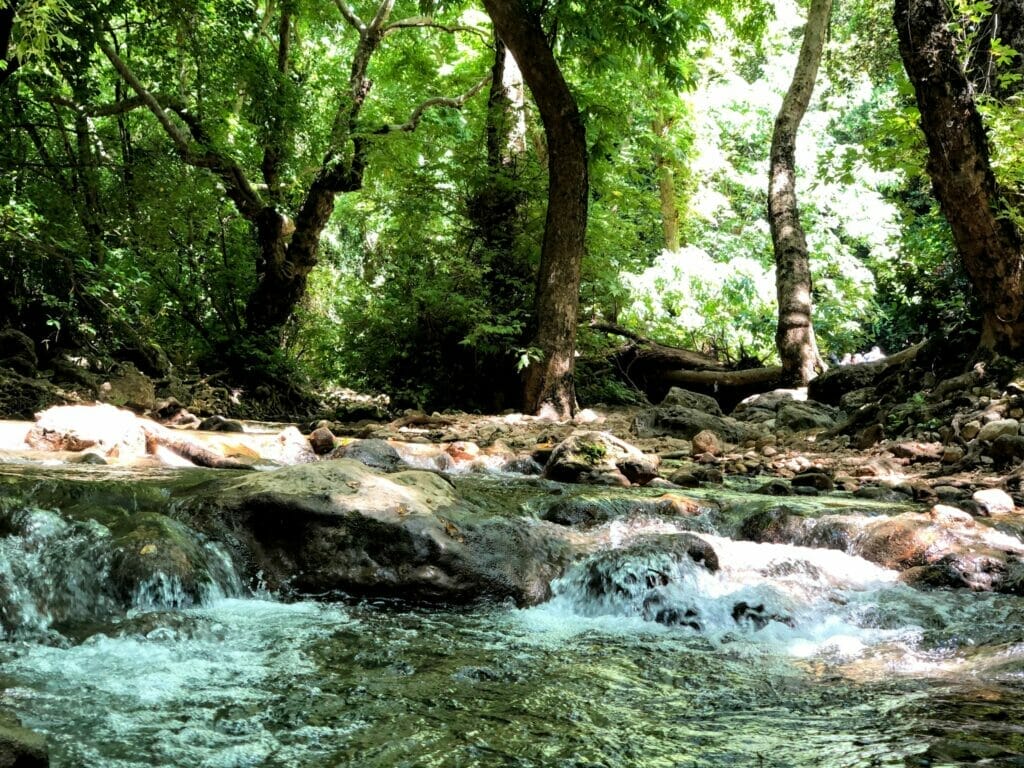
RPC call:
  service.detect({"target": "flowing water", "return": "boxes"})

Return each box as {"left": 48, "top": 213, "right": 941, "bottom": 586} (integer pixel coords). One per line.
{"left": 3, "top": 464, "right": 1024, "bottom": 767}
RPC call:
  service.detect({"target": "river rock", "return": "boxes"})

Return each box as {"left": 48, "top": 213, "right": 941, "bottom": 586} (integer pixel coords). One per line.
{"left": 109, "top": 512, "right": 233, "bottom": 608}
{"left": 543, "top": 431, "right": 660, "bottom": 486}
{"left": 976, "top": 419, "right": 1020, "bottom": 443}
{"left": 203, "top": 459, "right": 573, "bottom": 605}
{"left": 660, "top": 387, "right": 722, "bottom": 416}
{"left": 541, "top": 494, "right": 706, "bottom": 527}
{"left": 197, "top": 415, "right": 245, "bottom": 433}
{"left": 776, "top": 401, "right": 838, "bottom": 432}
{"left": 308, "top": 426, "right": 336, "bottom": 455}
{"left": 0, "top": 710, "right": 48, "bottom": 768}
{"left": 637, "top": 406, "right": 753, "bottom": 443}
{"left": 331, "top": 438, "right": 407, "bottom": 472}
{"left": 25, "top": 404, "right": 148, "bottom": 460}
{"left": 690, "top": 429, "right": 722, "bottom": 455}
{"left": 566, "top": 533, "right": 718, "bottom": 627}
{"left": 973, "top": 488, "right": 1016, "bottom": 515}
{"left": 986, "top": 434, "right": 1024, "bottom": 467}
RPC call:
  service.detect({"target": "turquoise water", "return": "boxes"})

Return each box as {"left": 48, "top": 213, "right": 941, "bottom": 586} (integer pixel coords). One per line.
{"left": 3, "top": 466, "right": 1024, "bottom": 766}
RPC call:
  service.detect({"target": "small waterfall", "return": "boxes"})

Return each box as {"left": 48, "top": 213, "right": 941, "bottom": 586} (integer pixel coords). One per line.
{"left": 0, "top": 502, "right": 244, "bottom": 640}
{"left": 544, "top": 528, "right": 910, "bottom": 657}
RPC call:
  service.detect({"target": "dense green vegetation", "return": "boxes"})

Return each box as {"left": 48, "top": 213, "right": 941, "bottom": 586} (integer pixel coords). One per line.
{"left": 1, "top": 0, "right": 1021, "bottom": 415}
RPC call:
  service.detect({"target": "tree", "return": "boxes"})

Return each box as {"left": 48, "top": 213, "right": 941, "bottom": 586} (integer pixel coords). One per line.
{"left": 895, "top": 0, "right": 1024, "bottom": 352}
{"left": 93, "top": 0, "right": 489, "bottom": 344}
{"left": 482, "top": 0, "right": 588, "bottom": 418}
{"left": 769, "top": 0, "right": 832, "bottom": 386}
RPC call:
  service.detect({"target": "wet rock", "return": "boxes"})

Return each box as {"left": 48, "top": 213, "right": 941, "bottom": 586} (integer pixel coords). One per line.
{"left": 854, "top": 515, "right": 938, "bottom": 570}
{"left": 541, "top": 495, "right": 704, "bottom": 527}
{"left": 445, "top": 441, "right": 480, "bottom": 462}
{"left": 731, "top": 600, "right": 794, "bottom": 630}
{"left": 204, "top": 459, "right": 573, "bottom": 605}
{"left": 690, "top": 429, "right": 722, "bottom": 455}
{"left": 501, "top": 456, "right": 543, "bottom": 475}
{"left": 973, "top": 488, "right": 1015, "bottom": 515}
{"left": 0, "top": 710, "right": 48, "bottom": 768}
{"left": 660, "top": 387, "right": 722, "bottom": 416}
{"left": 571, "top": 533, "right": 719, "bottom": 627}
{"left": 25, "top": 404, "right": 148, "bottom": 460}
{"left": 543, "top": 431, "right": 660, "bottom": 486}
{"left": 331, "top": 438, "right": 407, "bottom": 472}
{"left": 737, "top": 506, "right": 806, "bottom": 544}
{"left": 308, "top": 426, "right": 336, "bottom": 455}
{"left": 109, "top": 512, "right": 227, "bottom": 607}
{"left": 197, "top": 415, "right": 245, "bottom": 433}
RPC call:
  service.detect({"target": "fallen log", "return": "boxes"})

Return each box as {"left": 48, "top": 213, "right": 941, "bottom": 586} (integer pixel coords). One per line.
{"left": 142, "top": 425, "right": 253, "bottom": 469}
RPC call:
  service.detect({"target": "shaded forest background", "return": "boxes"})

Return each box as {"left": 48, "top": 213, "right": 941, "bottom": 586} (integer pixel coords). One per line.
{"left": 1, "top": 0, "right": 1022, "bottom": 417}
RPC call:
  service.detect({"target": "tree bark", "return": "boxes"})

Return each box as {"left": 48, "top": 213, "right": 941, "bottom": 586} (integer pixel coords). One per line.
{"left": 653, "top": 115, "right": 681, "bottom": 252}
{"left": 769, "top": 0, "right": 831, "bottom": 386}
{"left": 895, "top": 0, "right": 1024, "bottom": 351}
{"left": 482, "top": 0, "right": 588, "bottom": 419}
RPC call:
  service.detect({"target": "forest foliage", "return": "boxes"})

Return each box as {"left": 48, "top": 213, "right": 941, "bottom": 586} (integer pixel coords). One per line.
{"left": 0, "top": 0, "right": 1020, "bottom": 412}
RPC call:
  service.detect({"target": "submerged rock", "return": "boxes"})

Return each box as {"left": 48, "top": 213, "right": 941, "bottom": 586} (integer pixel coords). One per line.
{"left": 202, "top": 459, "right": 574, "bottom": 605}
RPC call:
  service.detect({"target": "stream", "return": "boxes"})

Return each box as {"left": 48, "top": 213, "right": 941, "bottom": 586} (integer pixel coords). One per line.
{"left": 3, "top": 462, "right": 1024, "bottom": 767}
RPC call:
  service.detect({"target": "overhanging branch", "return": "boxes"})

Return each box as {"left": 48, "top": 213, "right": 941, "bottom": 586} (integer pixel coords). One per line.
{"left": 369, "top": 74, "right": 490, "bottom": 134}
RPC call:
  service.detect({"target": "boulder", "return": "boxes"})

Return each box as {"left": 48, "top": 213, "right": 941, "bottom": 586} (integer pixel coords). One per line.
{"left": 973, "top": 488, "right": 1016, "bottom": 516}
{"left": 660, "top": 387, "right": 722, "bottom": 416}
{"left": 0, "top": 711, "right": 48, "bottom": 768}
{"left": 204, "top": 459, "right": 574, "bottom": 605}
{"left": 25, "top": 404, "right": 147, "bottom": 460}
{"left": 99, "top": 362, "right": 156, "bottom": 412}
{"left": 331, "top": 438, "right": 408, "bottom": 472}
{"left": 987, "top": 434, "right": 1024, "bottom": 467}
{"left": 0, "top": 328, "right": 37, "bottom": 376}
{"left": 976, "top": 419, "right": 1020, "bottom": 443}
{"left": 543, "top": 431, "right": 660, "bottom": 486}
{"left": 541, "top": 494, "right": 705, "bottom": 527}
{"left": 776, "top": 400, "right": 838, "bottom": 432}
{"left": 637, "top": 406, "right": 753, "bottom": 443}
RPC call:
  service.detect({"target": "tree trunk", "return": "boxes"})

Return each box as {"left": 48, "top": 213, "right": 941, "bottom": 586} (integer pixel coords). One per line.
{"left": 653, "top": 115, "right": 681, "bottom": 252}
{"left": 769, "top": 0, "right": 831, "bottom": 386}
{"left": 895, "top": 0, "right": 1024, "bottom": 351}
{"left": 482, "top": 0, "right": 588, "bottom": 419}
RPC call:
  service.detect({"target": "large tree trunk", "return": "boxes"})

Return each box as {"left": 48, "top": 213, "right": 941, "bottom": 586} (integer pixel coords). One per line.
{"left": 482, "top": 0, "right": 588, "bottom": 419}
{"left": 895, "top": 0, "right": 1024, "bottom": 351}
{"left": 653, "top": 115, "right": 681, "bottom": 252}
{"left": 769, "top": 0, "right": 831, "bottom": 386}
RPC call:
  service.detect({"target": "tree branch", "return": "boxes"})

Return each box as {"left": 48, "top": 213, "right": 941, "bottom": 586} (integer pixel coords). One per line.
{"left": 368, "top": 0, "right": 395, "bottom": 34}
{"left": 96, "top": 37, "right": 191, "bottom": 152}
{"left": 97, "top": 35, "right": 266, "bottom": 219}
{"left": 369, "top": 74, "right": 490, "bottom": 134}
{"left": 382, "top": 16, "right": 489, "bottom": 40}
{"left": 333, "top": 0, "right": 366, "bottom": 34}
